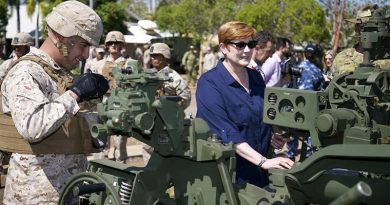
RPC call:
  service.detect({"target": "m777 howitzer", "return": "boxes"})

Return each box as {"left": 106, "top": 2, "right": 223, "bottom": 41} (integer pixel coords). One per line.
{"left": 59, "top": 9, "right": 389, "bottom": 205}
{"left": 263, "top": 6, "right": 390, "bottom": 205}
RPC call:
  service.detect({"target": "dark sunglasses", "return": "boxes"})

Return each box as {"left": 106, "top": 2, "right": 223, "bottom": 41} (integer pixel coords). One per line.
{"left": 227, "top": 40, "right": 257, "bottom": 49}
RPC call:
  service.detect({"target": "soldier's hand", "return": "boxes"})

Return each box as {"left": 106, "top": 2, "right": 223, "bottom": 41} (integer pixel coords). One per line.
{"left": 68, "top": 73, "right": 109, "bottom": 102}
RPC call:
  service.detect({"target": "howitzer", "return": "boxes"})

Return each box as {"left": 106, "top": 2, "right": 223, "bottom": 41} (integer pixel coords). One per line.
{"left": 263, "top": 6, "right": 390, "bottom": 205}
{"left": 59, "top": 60, "right": 289, "bottom": 205}
{"left": 59, "top": 8, "right": 389, "bottom": 205}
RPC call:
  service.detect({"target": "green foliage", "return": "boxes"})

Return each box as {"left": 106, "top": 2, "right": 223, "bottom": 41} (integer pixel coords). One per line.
{"left": 120, "top": 0, "right": 150, "bottom": 19}
{"left": 0, "top": 0, "right": 8, "bottom": 38}
{"left": 95, "top": 2, "right": 129, "bottom": 43}
{"left": 236, "top": 0, "right": 330, "bottom": 45}
{"left": 156, "top": 0, "right": 211, "bottom": 43}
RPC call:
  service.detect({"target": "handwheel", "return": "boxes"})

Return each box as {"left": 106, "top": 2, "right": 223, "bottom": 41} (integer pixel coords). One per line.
{"left": 58, "top": 172, "right": 121, "bottom": 205}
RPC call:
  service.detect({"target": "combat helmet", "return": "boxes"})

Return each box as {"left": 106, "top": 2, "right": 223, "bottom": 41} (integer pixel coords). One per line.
{"left": 150, "top": 43, "right": 171, "bottom": 59}
{"left": 11, "top": 32, "right": 34, "bottom": 46}
{"left": 345, "top": 5, "right": 374, "bottom": 24}
{"left": 105, "top": 31, "right": 125, "bottom": 44}
{"left": 46, "top": 0, "right": 103, "bottom": 46}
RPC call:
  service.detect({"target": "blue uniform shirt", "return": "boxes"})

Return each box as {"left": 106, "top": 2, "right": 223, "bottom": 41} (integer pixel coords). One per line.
{"left": 196, "top": 60, "right": 272, "bottom": 187}
{"left": 297, "top": 60, "right": 324, "bottom": 91}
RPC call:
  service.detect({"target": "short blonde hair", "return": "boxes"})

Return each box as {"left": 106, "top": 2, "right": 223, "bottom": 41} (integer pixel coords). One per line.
{"left": 218, "top": 21, "right": 256, "bottom": 44}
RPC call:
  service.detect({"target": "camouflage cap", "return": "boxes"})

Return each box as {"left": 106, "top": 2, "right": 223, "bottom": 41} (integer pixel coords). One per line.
{"left": 105, "top": 31, "right": 125, "bottom": 44}
{"left": 46, "top": 0, "right": 103, "bottom": 46}
{"left": 11, "top": 32, "right": 34, "bottom": 46}
{"left": 345, "top": 5, "right": 373, "bottom": 23}
{"left": 150, "top": 43, "right": 171, "bottom": 59}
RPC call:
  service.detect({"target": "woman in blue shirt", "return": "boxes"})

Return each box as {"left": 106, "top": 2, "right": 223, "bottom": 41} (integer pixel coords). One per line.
{"left": 196, "top": 21, "right": 294, "bottom": 187}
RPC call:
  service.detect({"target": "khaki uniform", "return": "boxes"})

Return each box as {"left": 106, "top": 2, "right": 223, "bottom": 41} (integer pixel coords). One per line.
{"left": 97, "top": 56, "right": 128, "bottom": 162}
{"left": 0, "top": 57, "right": 17, "bottom": 82}
{"left": 157, "top": 66, "right": 191, "bottom": 109}
{"left": 333, "top": 47, "right": 390, "bottom": 75}
{"left": 1, "top": 47, "right": 86, "bottom": 205}
{"left": 182, "top": 50, "right": 198, "bottom": 87}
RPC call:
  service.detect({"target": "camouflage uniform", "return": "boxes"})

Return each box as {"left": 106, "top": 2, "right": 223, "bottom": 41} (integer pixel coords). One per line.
{"left": 1, "top": 1, "right": 103, "bottom": 204}
{"left": 94, "top": 55, "right": 127, "bottom": 75}
{"left": 0, "top": 32, "right": 34, "bottom": 82}
{"left": 182, "top": 48, "right": 198, "bottom": 87}
{"left": 96, "top": 31, "right": 128, "bottom": 163}
{"left": 157, "top": 66, "right": 191, "bottom": 109}
{"left": 333, "top": 46, "right": 390, "bottom": 75}
{"left": 333, "top": 5, "right": 390, "bottom": 76}
{"left": 1, "top": 47, "right": 87, "bottom": 205}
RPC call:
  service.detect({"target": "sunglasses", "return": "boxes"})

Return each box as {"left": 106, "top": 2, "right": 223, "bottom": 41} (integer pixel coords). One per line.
{"left": 227, "top": 40, "right": 257, "bottom": 49}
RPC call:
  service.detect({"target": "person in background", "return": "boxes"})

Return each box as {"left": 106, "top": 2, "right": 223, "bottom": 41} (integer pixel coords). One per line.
{"left": 143, "top": 43, "right": 151, "bottom": 69}
{"left": 182, "top": 45, "right": 199, "bottom": 87}
{"left": 95, "top": 31, "right": 128, "bottom": 163}
{"left": 261, "top": 37, "right": 292, "bottom": 87}
{"left": 150, "top": 42, "right": 191, "bottom": 108}
{"left": 0, "top": 1, "right": 108, "bottom": 204}
{"left": 333, "top": 5, "right": 390, "bottom": 76}
{"left": 0, "top": 32, "right": 34, "bottom": 177}
{"left": 0, "top": 32, "right": 34, "bottom": 81}
{"left": 287, "top": 45, "right": 325, "bottom": 161}
{"left": 202, "top": 46, "right": 217, "bottom": 74}
{"left": 322, "top": 50, "right": 334, "bottom": 87}
{"left": 84, "top": 47, "right": 105, "bottom": 73}
{"left": 248, "top": 31, "right": 274, "bottom": 73}
{"left": 196, "top": 21, "right": 293, "bottom": 188}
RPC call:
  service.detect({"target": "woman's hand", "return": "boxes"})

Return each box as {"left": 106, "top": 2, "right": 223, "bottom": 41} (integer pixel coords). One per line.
{"left": 261, "top": 157, "right": 294, "bottom": 170}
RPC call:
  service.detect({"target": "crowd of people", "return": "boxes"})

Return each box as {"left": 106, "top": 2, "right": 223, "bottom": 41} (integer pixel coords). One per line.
{"left": 0, "top": 1, "right": 388, "bottom": 204}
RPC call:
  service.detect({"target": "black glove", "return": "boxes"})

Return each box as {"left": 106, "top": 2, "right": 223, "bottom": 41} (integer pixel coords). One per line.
{"left": 68, "top": 73, "right": 109, "bottom": 101}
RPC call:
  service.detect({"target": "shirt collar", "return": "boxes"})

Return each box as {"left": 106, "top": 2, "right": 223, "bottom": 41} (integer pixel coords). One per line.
{"left": 216, "top": 59, "right": 261, "bottom": 87}
{"left": 27, "top": 47, "right": 62, "bottom": 70}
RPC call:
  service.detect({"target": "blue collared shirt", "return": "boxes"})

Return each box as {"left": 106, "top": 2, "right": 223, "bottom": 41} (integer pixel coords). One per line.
{"left": 196, "top": 60, "right": 272, "bottom": 187}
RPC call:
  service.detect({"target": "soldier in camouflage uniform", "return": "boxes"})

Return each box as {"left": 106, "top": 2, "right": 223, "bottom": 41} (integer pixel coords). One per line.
{"left": 182, "top": 45, "right": 199, "bottom": 87}
{"left": 0, "top": 32, "right": 34, "bottom": 82}
{"left": 333, "top": 5, "right": 390, "bottom": 76}
{"left": 0, "top": 1, "right": 108, "bottom": 204}
{"left": 0, "top": 32, "right": 34, "bottom": 177}
{"left": 94, "top": 31, "right": 129, "bottom": 163}
{"left": 151, "top": 42, "right": 191, "bottom": 108}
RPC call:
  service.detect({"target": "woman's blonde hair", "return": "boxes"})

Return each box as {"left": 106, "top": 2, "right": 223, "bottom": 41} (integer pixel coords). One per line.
{"left": 218, "top": 21, "right": 256, "bottom": 44}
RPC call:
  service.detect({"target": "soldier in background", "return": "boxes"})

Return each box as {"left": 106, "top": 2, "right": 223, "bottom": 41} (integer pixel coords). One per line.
{"left": 0, "top": 32, "right": 34, "bottom": 81}
{"left": 151, "top": 42, "right": 191, "bottom": 108}
{"left": 143, "top": 43, "right": 151, "bottom": 69}
{"left": 202, "top": 46, "right": 217, "bottom": 74}
{"left": 333, "top": 5, "right": 390, "bottom": 76}
{"left": 0, "top": 32, "right": 34, "bottom": 177}
{"left": 182, "top": 45, "right": 199, "bottom": 87}
{"left": 95, "top": 31, "right": 129, "bottom": 163}
{"left": 84, "top": 47, "right": 105, "bottom": 73}
{"left": 0, "top": 1, "right": 108, "bottom": 204}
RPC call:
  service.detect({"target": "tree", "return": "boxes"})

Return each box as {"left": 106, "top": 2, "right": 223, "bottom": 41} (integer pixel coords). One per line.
{"left": 94, "top": 2, "right": 129, "bottom": 42}
{"left": 155, "top": 0, "right": 211, "bottom": 43}
{"left": 8, "top": 0, "right": 20, "bottom": 33}
{"left": 236, "top": 0, "right": 330, "bottom": 45}
{"left": 0, "top": 0, "right": 8, "bottom": 39}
